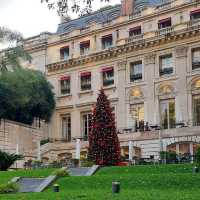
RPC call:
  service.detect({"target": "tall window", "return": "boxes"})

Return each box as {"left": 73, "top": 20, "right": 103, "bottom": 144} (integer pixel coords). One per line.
{"left": 158, "top": 18, "right": 171, "bottom": 29}
{"left": 80, "top": 40, "right": 90, "bottom": 56}
{"left": 193, "top": 95, "right": 200, "bottom": 126}
{"left": 60, "top": 46, "right": 69, "bottom": 60}
{"left": 62, "top": 115, "right": 71, "bottom": 142}
{"left": 102, "top": 67, "right": 114, "bottom": 87}
{"left": 130, "top": 104, "right": 144, "bottom": 122}
{"left": 130, "top": 61, "right": 143, "bottom": 82}
{"left": 192, "top": 48, "right": 200, "bottom": 70}
{"left": 159, "top": 54, "right": 173, "bottom": 76}
{"left": 82, "top": 113, "right": 92, "bottom": 141}
{"left": 190, "top": 10, "right": 200, "bottom": 20}
{"left": 80, "top": 72, "right": 91, "bottom": 91}
{"left": 60, "top": 76, "right": 70, "bottom": 95}
{"left": 102, "top": 34, "right": 113, "bottom": 49}
{"left": 129, "top": 26, "right": 141, "bottom": 37}
{"left": 160, "top": 99, "right": 175, "bottom": 129}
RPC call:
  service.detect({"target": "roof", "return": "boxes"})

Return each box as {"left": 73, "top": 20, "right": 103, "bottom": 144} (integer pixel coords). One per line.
{"left": 56, "top": 0, "right": 170, "bottom": 35}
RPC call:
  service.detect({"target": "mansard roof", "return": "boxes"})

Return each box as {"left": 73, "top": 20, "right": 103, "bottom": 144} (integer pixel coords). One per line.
{"left": 56, "top": 5, "right": 121, "bottom": 35}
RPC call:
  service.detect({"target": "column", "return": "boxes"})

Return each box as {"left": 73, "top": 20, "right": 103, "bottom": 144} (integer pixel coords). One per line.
{"left": 175, "top": 46, "right": 188, "bottom": 124}
{"left": 37, "top": 141, "right": 41, "bottom": 161}
{"left": 176, "top": 143, "right": 180, "bottom": 155}
{"left": 129, "top": 141, "right": 133, "bottom": 161}
{"left": 75, "top": 139, "right": 81, "bottom": 160}
{"left": 117, "top": 61, "right": 127, "bottom": 129}
{"left": 144, "top": 54, "right": 156, "bottom": 125}
{"left": 189, "top": 142, "right": 194, "bottom": 163}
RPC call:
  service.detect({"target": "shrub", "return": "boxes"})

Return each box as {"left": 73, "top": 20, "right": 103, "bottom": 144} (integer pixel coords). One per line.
{"left": 0, "top": 150, "right": 23, "bottom": 171}
{"left": 81, "top": 159, "right": 94, "bottom": 167}
{"left": 195, "top": 147, "right": 200, "bottom": 166}
{"left": 52, "top": 168, "right": 70, "bottom": 177}
{"left": 0, "top": 183, "right": 19, "bottom": 194}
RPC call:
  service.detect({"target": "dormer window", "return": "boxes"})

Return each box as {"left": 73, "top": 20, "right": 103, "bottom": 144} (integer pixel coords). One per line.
{"left": 60, "top": 46, "right": 69, "bottom": 60}
{"left": 158, "top": 18, "right": 171, "bottom": 29}
{"left": 80, "top": 72, "right": 91, "bottom": 91}
{"left": 80, "top": 40, "right": 90, "bottom": 56}
{"left": 102, "top": 34, "right": 113, "bottom": 49}
{"left": 190, "top": 9, "right": 200, "bottom": 20}
{"left": 60, "top": 76, "right": 70, "bottom": 95}
{"left": 129, "top": 26, "right": 141, "bottom": 37}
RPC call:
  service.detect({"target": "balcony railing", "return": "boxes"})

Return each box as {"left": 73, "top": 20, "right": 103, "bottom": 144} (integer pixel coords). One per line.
{"left": 61, "top": 88, "right": 70, "bottom": 95}
{"left": 81, "top": 84, "right": 91, "bottom": 91}
{"left": 156, "top": 27, "right": 174, "bottom": 36}
{"left": 192, "top": 61, "right": 200, "bottom": 70}
{"left": 130, "top": 73, "right": 142, "bottom": 81}
{"left": 156, "top": 1, "right": 172, "bottom": 11}
{"left": 160, "top": 67, "right": 173, "bottom": 76}
{"left": 187, "top": 18, "right": 200, "bottom": 28}
{"left": 126, "top": 34, "right": 144, "bottom": 44}
{"left": 103, "top": 79, "right": 114, "bottom": 87}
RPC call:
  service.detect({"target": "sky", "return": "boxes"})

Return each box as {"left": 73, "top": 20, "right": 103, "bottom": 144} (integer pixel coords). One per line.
{"left": 0, "top": 0, "right": 120, "bottom": 39}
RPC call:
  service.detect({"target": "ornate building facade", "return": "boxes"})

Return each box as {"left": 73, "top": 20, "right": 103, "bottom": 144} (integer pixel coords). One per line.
{"left": 24, "top": 0, "right": 200, "bottom": 162}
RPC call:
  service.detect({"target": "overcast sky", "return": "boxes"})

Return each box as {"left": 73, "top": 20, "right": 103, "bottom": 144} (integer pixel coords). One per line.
{"left": 0, "top": 0, "right": 120, "bottom": 39}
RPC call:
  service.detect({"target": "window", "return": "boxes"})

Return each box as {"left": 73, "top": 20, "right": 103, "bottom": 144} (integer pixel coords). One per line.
{"left": 82, "top": 113, "right": 92, "bottom": 141}
{"left": 130, "top": 104, "right": 144, "bottom": 122}
{"left": 102, "top": 34, "right": 113, "bottom": 49}
{"left": 60, "top": 76, "right": 70, "bottom": 94}
{"left": 158, "top": 18, "right": 171, "bottom": 29}
{"left": 80, "top": 40, "right": 90, "bottom": 56}
{"left": 62, "top": 115, "right": 71, "bottom": 142}
{"left": 190, "top": 9, "right": 200, "bottom": 20}
{"left": 80, "top": 72, "right": 91, "bottom": 91}
{"left": 102, "top": 67, "right": 114, "bottom": 87}
{"left": 129, "top": 26, "right": 141, "bottom": 37}
{"left": 130, "top": 61, "right": 143, "bottom": 82}
{"left": 193, "top": 95, "right": 200, "bottom": 126}
{"left": 60, "top": 46, "right": 69, "bottom": 60}
{"left": 159, "top": 54, "right": 173, "bottom": 76}
{"left": 192, "top": 48, "right": 200, "bottom": 70}
{"left": 160, "top": 99, "right": 175, "bottom": 129}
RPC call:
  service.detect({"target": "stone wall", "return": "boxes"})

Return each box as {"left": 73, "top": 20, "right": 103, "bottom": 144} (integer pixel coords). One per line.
{"left": 0, "top": 119, "right": 48, "bottom": 158}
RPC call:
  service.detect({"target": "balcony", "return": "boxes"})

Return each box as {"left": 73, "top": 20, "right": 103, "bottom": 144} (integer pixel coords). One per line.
{"left": 130, "top": 73, "right": 142, "bottom": 82}
{"left": 126, "top": 34, "right": 144, "bottom": 44}
{"left": 81, "top": 84, "right": 91, "bottom": 91}
{"left": 156, "top": 27, "right": 174, "bottom": 36}
{"left": 103, "top": 79, "right": 114, "bottom": 87}
{"left": 160, "top": 67, "right": 173, "bottom": 76}
{"left": 61, "top": 88, "right": 70, "bottom": 95}
{"left": 192, "top": 61, "right": 200, "bottom": 70}
{"left": 187, "top": 18, "right": 200, "bottom": 28}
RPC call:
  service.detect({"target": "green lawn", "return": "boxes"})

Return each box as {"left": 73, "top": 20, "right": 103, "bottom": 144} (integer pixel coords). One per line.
{"left": 0, "top": 164, "right": 200, "bottom": 200}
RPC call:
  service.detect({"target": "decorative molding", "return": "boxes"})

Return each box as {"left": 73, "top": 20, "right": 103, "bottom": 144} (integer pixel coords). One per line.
{"left": 144, "top": 54, "right": 156, "bottom": 65}
{"left": 117, "top": 60, "right": 127, "bottom": 71}
{"left": 175, "top": 46, "right": 188, "bottom": 58}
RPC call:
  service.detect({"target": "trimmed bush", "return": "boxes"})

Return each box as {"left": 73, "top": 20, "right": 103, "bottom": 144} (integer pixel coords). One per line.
{"left": 0, "top": 151, "right": 23, "bottom": 171}
{"left": 0, "top": 182, "right": 19, "bottom": 194}
{"left": 52, "top": 168, "right": 69, "bottom": 177}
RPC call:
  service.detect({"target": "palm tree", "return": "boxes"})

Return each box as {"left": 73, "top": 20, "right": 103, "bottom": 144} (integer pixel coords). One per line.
{"left": 0, "top": 27, "right": 31, "bottom": 72}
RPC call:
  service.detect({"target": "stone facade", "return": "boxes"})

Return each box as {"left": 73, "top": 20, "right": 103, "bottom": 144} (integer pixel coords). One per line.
{"left": 24, "top": 0, "right": 200, "bottom": 161}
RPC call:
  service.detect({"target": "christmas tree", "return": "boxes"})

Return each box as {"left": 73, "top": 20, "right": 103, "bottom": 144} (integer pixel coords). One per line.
{"left": 88, "top": 89, "right": 121, "bottom": 166}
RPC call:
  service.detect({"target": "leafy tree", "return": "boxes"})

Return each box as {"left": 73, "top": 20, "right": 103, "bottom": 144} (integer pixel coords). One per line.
{"left": 0, "top": 69, "right": 55, "bottom": 125}
{"left": 0, "top": 150, "right": 23, "bottom": 171}
{"left": 41, "top": 0, "right": 111, "bottom": 16}
{"left": 88, "top": 89, "right": 120, "bottom": 166}
{"left": 0, "top": 27, "right": 31, "bottom": 72}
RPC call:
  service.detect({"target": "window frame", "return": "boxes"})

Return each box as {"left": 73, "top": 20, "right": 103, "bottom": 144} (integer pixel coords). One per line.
{"left": 101, "top": 34, "right": 113, "bottom": 49}
{"left": 80, "top": 72, "right": 92, "bottom": 91}
{"left": 60, "top": 76, "right": 71, "bottom": 95}
{"left": 102, "top": 67, "right": 114, "bottom": 87}
{"left": 159, "top": 54, "right": 173, "bottom": 76}
{"left": 60, "top": 46, "right": 70, "bottom": 60}
{"left": 130, "top": 61, "right": 143, "bottom": 82}
{"left": 81, "top": 112, "right": 92, "bottom": 141}
{"left": 61, "top": 114, "right": 71, "bottom": 142}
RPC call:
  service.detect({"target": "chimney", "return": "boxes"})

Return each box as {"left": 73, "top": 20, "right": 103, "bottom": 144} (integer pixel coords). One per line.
{"left": 121, "top": 0, "right": 134, "bottom": 16}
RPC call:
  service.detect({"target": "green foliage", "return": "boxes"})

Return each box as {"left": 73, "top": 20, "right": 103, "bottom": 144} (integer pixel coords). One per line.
{"left": 40, "top": 139, "right": 50, "bottom": 146}
{"left": 81, "top": 159, "right": 94, "bottom": 167}
{"left": 52, "top": 168, "right": 69, "bottom": 177}
{"left": 0, "top": 182, "right": 18, "bottom": 194}
{"left": 0, "top": 69, "right": 55, "bottom": 124}
{"left": 0, "top": 151, "right": 23, "bottom": 171}
{"left": 160, "top": 151, "right": 177, "bottom": 161}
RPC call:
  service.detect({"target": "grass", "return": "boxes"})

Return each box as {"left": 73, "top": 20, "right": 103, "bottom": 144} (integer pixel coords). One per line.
{"left": 0, "top": 164, "right": 200, "bottom": 200}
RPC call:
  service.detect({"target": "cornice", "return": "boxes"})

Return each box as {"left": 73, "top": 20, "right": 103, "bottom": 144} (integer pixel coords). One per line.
{"left": 47, "top": 0, "right": 197, "bottom": 47}
{"left": 47, "top": 24, "right": 200, "bottom": 73}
